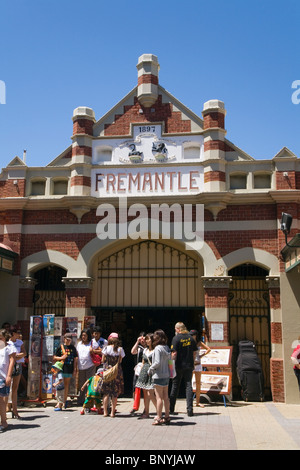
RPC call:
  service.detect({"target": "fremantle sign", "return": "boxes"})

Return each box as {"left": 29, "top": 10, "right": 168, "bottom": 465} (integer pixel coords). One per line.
{"left": 91, "top": 166, "right": 203, "bottom": 197}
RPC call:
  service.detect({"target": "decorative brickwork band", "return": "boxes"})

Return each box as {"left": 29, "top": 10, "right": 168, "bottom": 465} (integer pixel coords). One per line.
{"left": 138, "top": 74, "right": 159, "bottom": 86}
{"left": 270, "top": 358, "right": 285, "bottom": 402}
{"left": 18, "top": 277, "right": 38, "bottom": 308}
{"left": 72, "top": 145, "right": 92, "bottom": 157}
{"left": 63, "top": 277, "right": 94, "bottom": 309}
{"left": 204, "top": 171, "right": 226, "bottom": 183}
{"left": 203, "top": 112, "right": 225, "bottom": 130}
{"left": 70, "top": 176, "right": 91, "bottom": 187}
{"left": 73, "top": 119, "right": 94, "bottom": 136}
{"left": 271, "top": 322, "right": 283, "bottom": 344}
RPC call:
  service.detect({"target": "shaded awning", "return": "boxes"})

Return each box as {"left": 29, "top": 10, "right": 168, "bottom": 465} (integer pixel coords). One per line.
{"left": 0, "top": 243, "right": 18, "bottom": 274}
{"left": 281, "top": 234, "right": 300, "bottom": 272}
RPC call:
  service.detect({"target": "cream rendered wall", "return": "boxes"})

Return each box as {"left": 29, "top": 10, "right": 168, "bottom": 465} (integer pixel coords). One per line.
{"left": 281, "top": 271, "right": 300, "bottom": 403}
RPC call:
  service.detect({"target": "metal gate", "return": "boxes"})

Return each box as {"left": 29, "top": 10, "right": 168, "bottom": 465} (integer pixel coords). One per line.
{"left": 33, "top": 266, "right": 66, "bottom": 317}
{"left": 95, "top": 240, "right": 199, "bottom": 308}
{"left": 228, "top": 264, "right": 271, "bottom": 400}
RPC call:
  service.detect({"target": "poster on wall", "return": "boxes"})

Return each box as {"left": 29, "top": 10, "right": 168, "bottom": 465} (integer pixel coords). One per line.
{"left": 27, "top": 316, "right": 42, "bottom": 400}
{"left": 192, "top": 371, "right": 232, "bottom": 396}
{"left": 63, "top": 317, "right": 78, "bottom": 336}
{"left": 200, "top": 347, "right": 233, "bottom": 367}
{"left": 84, "top": 316, "right": 96, "bottom": 330}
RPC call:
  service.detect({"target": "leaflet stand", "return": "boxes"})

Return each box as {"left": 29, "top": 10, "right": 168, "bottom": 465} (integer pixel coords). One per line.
{"left": 193, "top": 347, "right": 233, "bottom": 408}
{"left": 25, "top": 315, "right": 53, "bottom": 407}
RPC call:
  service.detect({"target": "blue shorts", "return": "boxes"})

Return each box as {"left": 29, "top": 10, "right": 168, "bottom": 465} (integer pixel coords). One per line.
{"left": 0, "top": 386, "right": 10, "bottom": 397}
{"left": 153, "top": 378, "right": 169, "bottom": 387}
{"left": 62, "top": 373, "right": 72, "bottom": 379}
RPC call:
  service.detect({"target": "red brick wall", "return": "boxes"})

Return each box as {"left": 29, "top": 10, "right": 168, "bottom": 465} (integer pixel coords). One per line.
{"left": 271, "top": 322, "right": 282, "bottom": 344}
{"left": 204, "top": 171, "right": 226, "bottom": 182}
{"left": 270, "top": 358, "right": 285, "bottom": 402}
{"left": 66, "top": 288, "right": 92, "bottom": 308}
{"left": 73, "top": 119, "right": 93, "bottom": 136}
{"left": 0, "top": 179, "right": 26, "bottom": 198}
{"left": 276, "top": 171, "right": 296, "bottom": 190}
{"left": 104, "top": 95, "right": 191, "bottom": 135}
{"left": 205, "top": 288, "right": 229, "bottom": 308}
{"left": 203, "top": 112, "right": 225, "bottom": 129}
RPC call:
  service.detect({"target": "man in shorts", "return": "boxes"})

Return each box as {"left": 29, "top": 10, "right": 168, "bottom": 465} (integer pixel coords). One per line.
{"left": 169, "top": 322, "right": 197, "bottom": 417}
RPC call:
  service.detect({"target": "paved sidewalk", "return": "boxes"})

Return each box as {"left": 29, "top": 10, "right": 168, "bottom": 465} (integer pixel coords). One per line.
{"left": 1, "top": 398, "right": 300, "bottom": 451}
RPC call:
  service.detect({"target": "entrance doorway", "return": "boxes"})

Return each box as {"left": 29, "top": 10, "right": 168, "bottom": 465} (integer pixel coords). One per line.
{"left": 228, "top": 264, "right": 271, "bottom": 400}
{"left": 92, "top": 306, "right": 204, "bottom": 395}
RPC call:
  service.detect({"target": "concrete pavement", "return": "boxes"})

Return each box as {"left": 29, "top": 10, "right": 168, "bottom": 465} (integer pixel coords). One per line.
{"left": 1, "top": 397, "right": 300, "bottom": 451}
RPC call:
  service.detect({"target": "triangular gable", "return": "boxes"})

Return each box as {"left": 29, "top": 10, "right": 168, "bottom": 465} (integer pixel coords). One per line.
{"left": 93, "top": 85, "right": 204, "bottom": 138}
{"left": 46, "top": 145, "right": 72, "bottom": 167}
{"left": 273, "top": 147, "right": 297, "bottom": 159}
{"left": 6, "top": 156, "right": 27, "bottom": 167}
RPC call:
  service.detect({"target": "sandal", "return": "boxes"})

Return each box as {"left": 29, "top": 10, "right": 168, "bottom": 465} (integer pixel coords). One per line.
{"left": 138, "top": 413, "right": 149, "bottom": 419}
{"left": 152, "top": 418, "right": 164, "bottom": 425}
{"left": 161, "top": 417, "right": 171, "bottom": 425}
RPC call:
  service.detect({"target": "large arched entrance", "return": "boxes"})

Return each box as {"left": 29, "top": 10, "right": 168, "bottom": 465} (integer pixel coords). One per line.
{"left": 91, "top": 239, "right": 204, "bottom": 394}
{"left": 33, "top": 265, "right": 67, "bottom": 317}
{"left": 228, "top": 263, "right": 271, "bottom": 400}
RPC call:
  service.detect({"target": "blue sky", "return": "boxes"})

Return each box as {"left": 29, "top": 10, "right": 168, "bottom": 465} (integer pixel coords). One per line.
{"left": 0, "top": 0, "right": 299, "bottom": 168}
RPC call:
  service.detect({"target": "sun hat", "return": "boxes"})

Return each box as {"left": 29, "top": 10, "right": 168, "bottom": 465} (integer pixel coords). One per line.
{"left": 108, "top": 332, "right": 119, "bottom": 339}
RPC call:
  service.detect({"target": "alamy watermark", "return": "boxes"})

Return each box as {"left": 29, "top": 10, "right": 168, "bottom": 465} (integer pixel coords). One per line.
{"left": 0, "top": 80, "right": 6, "bottom": 104}
{"left": 291, "top": 80, "right": 300, "bottom": 104}
{"left": 95, "top": 197, "right": 204, "bottom": 253}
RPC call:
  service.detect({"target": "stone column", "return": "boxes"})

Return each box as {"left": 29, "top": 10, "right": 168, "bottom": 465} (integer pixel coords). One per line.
{"left": 202, "top": 276, "right": 232, "bottom": 345}
{"left": 18, "top": 277, "right": 38, "bottom": 320}
{"left": 62, "top": 277, "right": 94, "bottom": 322}
{"left": 266, "top": 276, "right": 285, "bottom": 402}
{"left": 137, "top": 54, "right": 160, "bottom": 107}
{"left": 70, "top": 106, "right": 95, "bottom": 197}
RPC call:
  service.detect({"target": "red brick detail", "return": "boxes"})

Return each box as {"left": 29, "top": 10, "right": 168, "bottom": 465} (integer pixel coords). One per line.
{"left": 276, "top": 171, "right": 296, "bottom": 190}
{"left": 204, "top": 288, "right": 229, "bottom": 308}
{"left": 22, "top": 210, "right": 78, "bottom": 225}
{"left": 269, "top": 287, "right": 281, "bottom": 310}
{"left": 72, "top": 145, "right": 92, "bottom": 157}
{"left": 207, "top": 321, "right": 229, "bottom": 343}
{"left": 204, "top": 171, "right": 226, "bottom": 183}
{"left": 18, "top": 288, "right": 34, "bottom": 307}
{"left": 203, "top": 112, "right": 225, "bottom": 130}
{"left": 70, "top": 176, "right": 91, "bottom": 187}
{"left": 296, "top": 172, "right": 300, "bottom": 189}
{"left": 138, "top": 74, "right": 158, "bottom": 86}
{"left": 104, "top": 95, "right": 191, "bottom": 136}
{"left": 204, "top": 140, "right": 226, "bottom": 152}
{"left": 0, "top": 179, "right": 26, "bottom": 198}
{"left": 270, "top": 358, "right": 285, "bottom": 402}
{"left": 205, "top": 230, "right": 278, "bottom": 260}
{"left": 66, "top": 288, "right": 91, "bottom": 308}
{"left": 271, "top": 322, "right": 282, "bottom": 344}
{"left": 20, "top": 233, "right": 96, "bottom": 260}
{"left": 73, "top": 119, "right": 94, "bottom": 136}
{"left": 216, "top": 204, "right": 277, "bottom": 221}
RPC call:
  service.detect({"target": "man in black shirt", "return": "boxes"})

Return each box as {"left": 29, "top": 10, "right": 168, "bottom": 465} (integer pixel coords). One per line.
{"left": 170, "top": 322, "right": 197, "bottom": 416}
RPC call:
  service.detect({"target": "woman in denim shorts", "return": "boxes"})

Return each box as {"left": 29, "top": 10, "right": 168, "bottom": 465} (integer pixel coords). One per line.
{"left": 0, "top": 329, "right": 16, "bottom": 432}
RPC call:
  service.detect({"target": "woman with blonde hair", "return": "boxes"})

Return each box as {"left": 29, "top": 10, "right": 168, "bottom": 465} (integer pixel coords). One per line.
{"left": 148, "top": 329, "right": 171, "bottom": 425}
{"left": 101, "top": 333, "right": 125, "bottom": 417}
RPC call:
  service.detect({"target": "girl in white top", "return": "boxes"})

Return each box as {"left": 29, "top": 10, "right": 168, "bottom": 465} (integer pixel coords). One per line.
{"left": 76, "top": 329, "right": 96, "bottom": 407}
{"left": 7, "top": 327, "right": 26, "bottom": 419}
{"left": 0, "top": 329, "right": 16, "bottom": 432}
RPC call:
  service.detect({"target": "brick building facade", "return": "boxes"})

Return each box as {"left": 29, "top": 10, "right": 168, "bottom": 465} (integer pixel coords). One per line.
{"left": 1, "top": 54, "right": 300, "bottom": 402}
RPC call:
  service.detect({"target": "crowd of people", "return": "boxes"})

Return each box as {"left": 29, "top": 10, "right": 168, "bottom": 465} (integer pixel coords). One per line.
{"left": 0, "top": 320, "right": 213, "bottom": 430}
